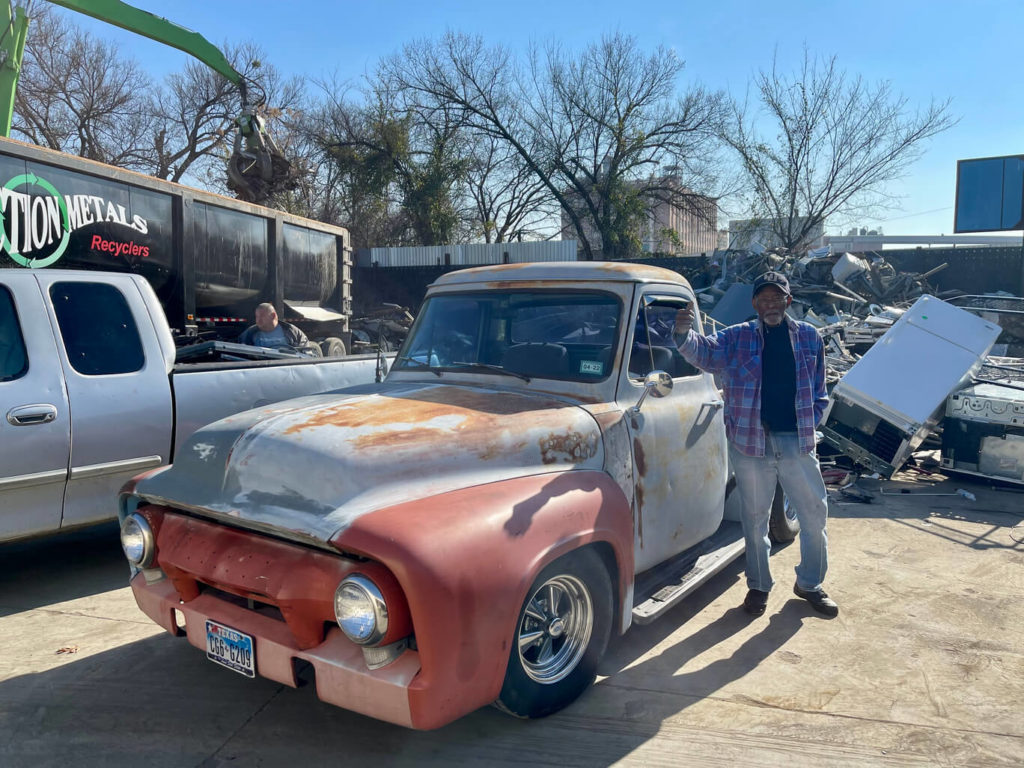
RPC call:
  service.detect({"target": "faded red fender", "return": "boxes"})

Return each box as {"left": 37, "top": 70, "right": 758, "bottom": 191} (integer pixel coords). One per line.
{"left": 330, "top": 468, "right": 633, "bottom": 730}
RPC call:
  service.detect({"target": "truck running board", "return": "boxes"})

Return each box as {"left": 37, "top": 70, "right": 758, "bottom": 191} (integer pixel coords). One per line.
{"left": 631, "top": 520, "right": 745, "bottom": 625}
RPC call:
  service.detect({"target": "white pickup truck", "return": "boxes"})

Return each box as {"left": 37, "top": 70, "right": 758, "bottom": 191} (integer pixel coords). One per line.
{"left": 0, "top": 269, "right": 389, "bottom": 543}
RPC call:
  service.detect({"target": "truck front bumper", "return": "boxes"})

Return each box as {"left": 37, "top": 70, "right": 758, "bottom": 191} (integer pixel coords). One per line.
{"left": 131, "top": 573, "right": 421, "bottom": 728}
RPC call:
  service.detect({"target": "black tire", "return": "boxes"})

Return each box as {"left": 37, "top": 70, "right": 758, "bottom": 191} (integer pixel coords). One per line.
{"left": 320, "top": 337, "right": 347, "bottom": 357}
{"left": 769, "top": 481, "right": 800, "bottom": 543}
{"left": 495, "top": 548, "right": 612, "bottom": 719}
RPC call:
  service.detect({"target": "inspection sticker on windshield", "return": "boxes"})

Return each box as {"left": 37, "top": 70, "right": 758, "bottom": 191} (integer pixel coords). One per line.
{"left": 580, "top": 360, "right": 604, "bottom": 375}
{"left": 206, "top": 620, "right": 255, "bottom": 677}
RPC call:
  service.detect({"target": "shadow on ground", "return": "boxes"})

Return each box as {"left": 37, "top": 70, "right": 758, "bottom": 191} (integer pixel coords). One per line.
{"left": 825, "top": 474, "right": 1024, "bottom": 552}
{"left": 0, "top": 522, "right": 128, "bottom": 616}
{"left": 0, "top": 558, "right": 815, "bottom": 768}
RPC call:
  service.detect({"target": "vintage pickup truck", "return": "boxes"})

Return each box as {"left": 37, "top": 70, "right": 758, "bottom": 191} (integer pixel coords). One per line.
{"left": 119, "top": 262, "right": 797, "bottom": 729}
{"left": 0, "top": 269, "right": 388, "bottom": 543}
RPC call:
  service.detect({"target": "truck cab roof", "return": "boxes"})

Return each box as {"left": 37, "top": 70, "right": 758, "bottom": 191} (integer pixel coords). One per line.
{"left": 431, "top": 261, "right": 692, "bottom": 289}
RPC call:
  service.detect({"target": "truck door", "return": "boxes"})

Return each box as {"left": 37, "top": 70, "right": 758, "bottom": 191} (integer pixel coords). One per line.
{"left": 39, "top": 274, "right": 174, "bottom": 530}
{"left": 0, "top": 274, "right": 70, "bottom": 541}
{"left": 618, "top": 288, "right": 728, "bottom": 574}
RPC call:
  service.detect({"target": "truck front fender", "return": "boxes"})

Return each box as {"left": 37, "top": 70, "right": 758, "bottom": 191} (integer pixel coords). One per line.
{"left": 329, "top": 469, "right": 633, "bottom": 730}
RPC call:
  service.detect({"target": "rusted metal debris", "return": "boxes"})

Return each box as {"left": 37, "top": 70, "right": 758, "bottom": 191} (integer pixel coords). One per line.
{"left": 350, "top": 303, "right": 415, "bottom": 353}
{"left": 690, "top": 246, "right": 1024, "bottom": 369}
{"left": 688, "top": 246, "right": 1024, "bottom": 483}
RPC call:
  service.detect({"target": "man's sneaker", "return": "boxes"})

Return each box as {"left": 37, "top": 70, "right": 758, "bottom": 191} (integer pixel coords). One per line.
{"left": 743, "top": 589, "right": 769, "bottom": 616}
{"left": 793, "top": 584, "right": 839, "bottom": 617}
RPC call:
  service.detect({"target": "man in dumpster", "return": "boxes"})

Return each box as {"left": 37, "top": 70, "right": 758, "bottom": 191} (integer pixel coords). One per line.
{"left": 672, "top": 271, "right": 837, "bottom": 617}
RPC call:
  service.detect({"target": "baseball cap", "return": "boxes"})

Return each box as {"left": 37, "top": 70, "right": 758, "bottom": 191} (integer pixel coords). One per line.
{"left": 752, "top": 271, "right": 791, "bottom": 297}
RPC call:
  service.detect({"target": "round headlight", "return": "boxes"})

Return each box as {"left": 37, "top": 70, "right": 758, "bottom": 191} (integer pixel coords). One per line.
{"left": 334, "top": 575, "right": 388, "bottom": 645}
{"left": 120, "top": 513, "right": 154, "bottom": 568}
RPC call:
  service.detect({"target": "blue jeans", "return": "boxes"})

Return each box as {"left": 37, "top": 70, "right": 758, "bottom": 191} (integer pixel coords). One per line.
{"left": 729, "top": 431, "right": 829, "bottom": 593}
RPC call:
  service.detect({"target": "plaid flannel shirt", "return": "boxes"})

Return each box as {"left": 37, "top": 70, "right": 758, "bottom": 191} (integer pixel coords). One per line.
{"left": 678, "top": 316, "right": 828, "bottom": 457}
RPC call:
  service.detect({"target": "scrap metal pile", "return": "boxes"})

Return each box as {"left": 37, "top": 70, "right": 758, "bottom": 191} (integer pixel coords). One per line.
{"left": 689, "top": 246, "right": 1024, "bottom": 487}
{"left": 350, "top": 303, "right": 415, "bottom": 353}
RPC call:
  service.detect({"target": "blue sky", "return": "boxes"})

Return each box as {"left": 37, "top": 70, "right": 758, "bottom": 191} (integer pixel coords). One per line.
{"left": 54, "top": 0, "right": 1022, "bottom": 238}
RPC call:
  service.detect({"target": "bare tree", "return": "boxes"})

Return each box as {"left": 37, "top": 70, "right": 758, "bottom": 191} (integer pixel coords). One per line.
{"left": 396, "top": 93, "right": 471, "bottom": 246}
{"left": 721, "top": 50, "right": 955, "bottom": 251}
{"left": 12, "top": 5, "right": 154, "bottom": 166}
{"left": 289, "top": 85, "right": 412, "bottom": 247}
{"left": 299, "top": 75, "right": 472, "bottom": 248}
{"left": 464, "top": 133, "right": 557, "bottom": 242}
{"left": 12, "top": 6, "right": 304, "bottom": 198}
{"left": 267, "top": 111, "right": 351, "bottom": 224}
{"left": 386, "top": 31, "right": 727, "bottom": 259}
{"left": 140, "top": 42, "right": 305, "bottom": 189}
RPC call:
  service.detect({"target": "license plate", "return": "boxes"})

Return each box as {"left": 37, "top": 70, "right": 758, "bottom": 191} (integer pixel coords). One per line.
{"left": 205, "top": 620, "right": 255, "bottom": 678}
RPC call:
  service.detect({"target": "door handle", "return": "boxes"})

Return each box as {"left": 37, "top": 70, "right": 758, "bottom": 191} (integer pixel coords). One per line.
{"left": 704, "top": 399, "right": 724, "bottom": 411}
{"left": 7, "top": 404, "right": 58, "bottom": 426}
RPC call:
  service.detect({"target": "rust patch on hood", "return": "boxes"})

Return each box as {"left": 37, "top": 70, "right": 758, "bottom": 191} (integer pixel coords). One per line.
{"left": 283, "top": 385, "right": 566, "bottom": 435}
{"left": 352, "top": 427, "right": 448, "bottom": 451}
{"left": 479, "top": 439, "right": 529, "bottom": 461}
{"left": 539, "top": 430, "right": 600, "bottom": 464}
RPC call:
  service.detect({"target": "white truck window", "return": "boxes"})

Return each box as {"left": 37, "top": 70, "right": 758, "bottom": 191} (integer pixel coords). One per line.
{"left": 628, "top": 297, "right": 700, "bottom": 380}
{"left": 50, "top": 281, "right": 145, "bottom": 375}
{"left": 0, "top": 285, "right": 28, "bottom": 382}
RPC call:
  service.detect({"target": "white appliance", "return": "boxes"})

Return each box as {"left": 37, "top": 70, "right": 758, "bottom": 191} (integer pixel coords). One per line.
{"left": 820, "top": 295, "right": 1002, "bottom": 476}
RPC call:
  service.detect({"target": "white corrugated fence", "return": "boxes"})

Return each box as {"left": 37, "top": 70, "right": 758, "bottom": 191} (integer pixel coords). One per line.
{"left": 356, "top": 241, "right": 579, "bottom": 267}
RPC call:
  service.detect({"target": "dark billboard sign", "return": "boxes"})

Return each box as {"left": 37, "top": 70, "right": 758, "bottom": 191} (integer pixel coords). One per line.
{"left": 954, "top": 155, "right": 1024, "bottom": 233}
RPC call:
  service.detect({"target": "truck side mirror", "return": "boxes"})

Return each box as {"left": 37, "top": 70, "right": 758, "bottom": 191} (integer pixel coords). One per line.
{"left": 632, "top": 370, "right": 673, "bottom": 413}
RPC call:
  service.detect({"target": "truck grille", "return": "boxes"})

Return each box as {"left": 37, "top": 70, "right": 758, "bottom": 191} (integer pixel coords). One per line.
{"left": 198, "top": 583, "right": 286, "bottom": 623}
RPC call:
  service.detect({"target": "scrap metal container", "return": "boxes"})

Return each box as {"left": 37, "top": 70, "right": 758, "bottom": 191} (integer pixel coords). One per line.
{"left": 820, "top": 295, "right": 1002, "bottom": 476}
{"left": 0, "top": 136, "right": 352, "bottom": 336}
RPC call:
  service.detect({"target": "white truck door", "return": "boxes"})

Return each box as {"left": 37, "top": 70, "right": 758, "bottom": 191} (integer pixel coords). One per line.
{"left": 618, "top": 288, "right": 728, "bottom": 574}
{"left": 0, "top": 273, "right": 71, "bottom": 541}
{"left": 39, "top": 274, "right": 174, "bottom": 529}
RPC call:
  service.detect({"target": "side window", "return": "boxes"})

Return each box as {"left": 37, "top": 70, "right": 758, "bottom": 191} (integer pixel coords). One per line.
{"left": 51, "top": 282, "right": 145, "bottom": 375}
{"left": 628, "top": 297, "right": 700, "bottom": 380}
{"left": 0, "top": 285, "right": 28, "bottom": 382}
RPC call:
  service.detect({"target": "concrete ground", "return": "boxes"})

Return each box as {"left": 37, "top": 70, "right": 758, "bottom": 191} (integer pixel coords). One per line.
{"left": 1, "top": 466, "right": 1022, "bottom": 767}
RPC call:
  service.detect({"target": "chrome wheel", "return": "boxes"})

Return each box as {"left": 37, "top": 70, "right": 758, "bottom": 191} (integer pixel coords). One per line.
{"left": 496, "top": 549, "right": 611, "bottom": 719}
{"left": 516, "top": 574, "right": 593, "bottom": 684}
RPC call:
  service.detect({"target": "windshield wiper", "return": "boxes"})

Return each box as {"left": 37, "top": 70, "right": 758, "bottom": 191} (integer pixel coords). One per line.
{"left": 394, "top": 355, "right": 442, "bottom": 376}
{"left": 447, "top": 362, "right": 531, "bottom": 382}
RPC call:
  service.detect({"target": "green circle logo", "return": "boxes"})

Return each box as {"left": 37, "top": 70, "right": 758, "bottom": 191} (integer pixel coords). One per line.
{"left": 2, "top": 173, "right": 71, "bottom": 268}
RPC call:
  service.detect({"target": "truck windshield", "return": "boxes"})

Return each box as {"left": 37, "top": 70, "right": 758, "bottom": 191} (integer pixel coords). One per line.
{"left": 395, "top": 290, "right": 621, "bottom": 382}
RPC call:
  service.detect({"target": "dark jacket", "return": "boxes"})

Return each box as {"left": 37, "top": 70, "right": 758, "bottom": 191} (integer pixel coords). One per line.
{"left": 237, "top": 321, "right": 309, "bottom": 349}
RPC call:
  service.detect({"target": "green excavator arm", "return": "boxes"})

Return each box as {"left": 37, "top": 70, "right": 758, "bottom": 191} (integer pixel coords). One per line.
{"left": 0, "top": 0, "right": 295, "bottom": 203}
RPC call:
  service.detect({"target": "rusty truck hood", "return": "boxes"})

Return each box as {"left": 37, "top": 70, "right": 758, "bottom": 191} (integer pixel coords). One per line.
{"left": 134, "top": 382, "right": 603, "bottom": 543}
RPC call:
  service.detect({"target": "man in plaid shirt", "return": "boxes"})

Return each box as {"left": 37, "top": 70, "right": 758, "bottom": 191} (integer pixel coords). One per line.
{"left": 673, "top": 271, "right": 838, "bottom": 618}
